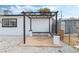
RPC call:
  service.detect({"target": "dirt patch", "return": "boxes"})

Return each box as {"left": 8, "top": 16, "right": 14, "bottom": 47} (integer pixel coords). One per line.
{"left": 63, "top": 36, "right": 79, "bottom": 50}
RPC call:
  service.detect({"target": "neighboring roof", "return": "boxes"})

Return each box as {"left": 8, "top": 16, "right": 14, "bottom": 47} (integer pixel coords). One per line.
{"left": 62, "top": 19, "right": 79, "bottom": 21}
{"left": 0, "top": 15, "right": 23, "bottom": 16}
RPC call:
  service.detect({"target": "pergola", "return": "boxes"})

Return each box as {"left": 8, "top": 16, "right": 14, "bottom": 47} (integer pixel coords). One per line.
{"left": 22, "top": 11, "right": 58, "bottom": 44}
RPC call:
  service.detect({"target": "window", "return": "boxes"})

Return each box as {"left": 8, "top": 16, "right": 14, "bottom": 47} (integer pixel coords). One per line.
{"left": 2, "top": 18, "right": 17, "bottom": 27}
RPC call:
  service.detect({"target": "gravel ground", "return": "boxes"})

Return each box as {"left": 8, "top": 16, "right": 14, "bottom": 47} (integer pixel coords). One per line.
{"left": 0, "top": 36, "right": 79, "bottom": 53}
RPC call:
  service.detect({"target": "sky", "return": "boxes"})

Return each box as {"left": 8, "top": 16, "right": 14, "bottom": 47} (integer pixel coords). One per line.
{"left": 0, "top": 5, "right": 79, "bottom": 18}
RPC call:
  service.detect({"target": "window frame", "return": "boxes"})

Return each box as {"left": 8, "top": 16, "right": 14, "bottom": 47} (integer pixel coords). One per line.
{"left": 2, "top": 18, "right": 17, "bottom": 27}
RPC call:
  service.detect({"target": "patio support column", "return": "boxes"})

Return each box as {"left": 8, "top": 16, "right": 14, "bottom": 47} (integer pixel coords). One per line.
{"left": 55, "top": 11, "right": 58, "bottom": 35}
{"left": 49, "top": 18, "right": 50, "bottom": 33}
{"left": 52, "top": 18, "right": 54, "bottom": 34}
{"left": 22, "top": 12, "right": 26, "bottom": 44}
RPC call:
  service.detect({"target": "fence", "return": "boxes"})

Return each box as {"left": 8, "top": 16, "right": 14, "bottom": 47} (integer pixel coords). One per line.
{"left": 60, "top": 19, "right": 79, "bottom": 49}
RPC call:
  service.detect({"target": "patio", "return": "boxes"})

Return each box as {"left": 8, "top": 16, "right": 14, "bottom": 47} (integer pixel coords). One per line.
{"left": 19, "top": 35, "right": 62, "bottom": 47}
{"left": 0, "top": 36, "right": 79, "bottom": 52}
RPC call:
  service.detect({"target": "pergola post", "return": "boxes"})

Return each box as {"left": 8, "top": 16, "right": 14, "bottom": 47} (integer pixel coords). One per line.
{"left": 52, "top": 18, "right": 54, "bottom": 34}
{"left": 22, "top": 12, "right": 26, "bottom": 44}
{"left": 49, "top": 18, "right": 50, "bottom": 33}
{"left": 55, "top": 11, "right": 58, "bottom": 35}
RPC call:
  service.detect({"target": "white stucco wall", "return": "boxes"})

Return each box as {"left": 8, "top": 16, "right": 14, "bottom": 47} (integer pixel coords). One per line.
{"left": 0, "top": 16, "right": 53, "bottom": 36}
{"left": 50, "top": 18, "right": 53, "bottom": 33}
{"left": 0, "top": 16, "right": 30, "bottom": 36}
{"left": 25, "top": 16, "right": 30, "bottom": 36}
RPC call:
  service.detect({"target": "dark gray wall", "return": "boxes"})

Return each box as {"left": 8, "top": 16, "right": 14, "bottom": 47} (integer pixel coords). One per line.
{"left": 64, "top": 20, "right": 79, "bottom": 34}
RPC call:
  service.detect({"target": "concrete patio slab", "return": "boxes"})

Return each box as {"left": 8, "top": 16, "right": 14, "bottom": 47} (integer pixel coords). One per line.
{"left": 19, "top": 36, "right": 62, "bottom": 47}
{"left": 0, "top": 36, "right": 79, "bottom": 53}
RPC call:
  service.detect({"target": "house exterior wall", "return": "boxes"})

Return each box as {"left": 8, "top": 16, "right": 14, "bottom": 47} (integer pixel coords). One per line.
{"left": 25, "top": 16, "right": 30, "bottom": 36}
{"left": 0, "top": 16, "right": 52, "bottom": 36}
{"left": 50, "top": 18, "right": 53, "bottom": 33}
{"left": 0, "top": 16, "right": 30, "bottom": 36}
